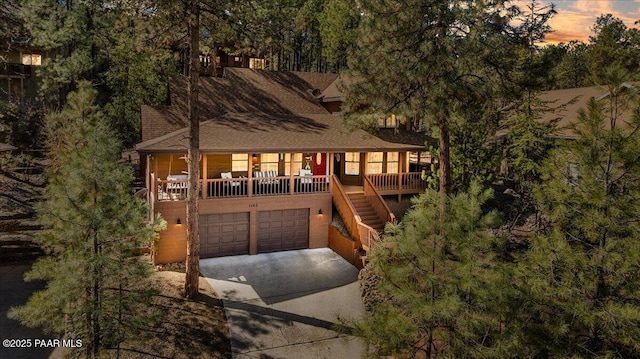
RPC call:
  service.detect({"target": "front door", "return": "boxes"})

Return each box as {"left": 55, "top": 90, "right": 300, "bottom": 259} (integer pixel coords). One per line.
{"left": 312, "top": 153, "right": 326, "bottom": 176}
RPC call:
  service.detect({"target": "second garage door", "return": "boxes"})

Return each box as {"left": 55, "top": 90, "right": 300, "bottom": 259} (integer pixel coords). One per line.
{"left": 258, "top": 209, "right": 309, "bottom": 253}
{"left": 200, "top": 212, "right": 249, "bottom": 258}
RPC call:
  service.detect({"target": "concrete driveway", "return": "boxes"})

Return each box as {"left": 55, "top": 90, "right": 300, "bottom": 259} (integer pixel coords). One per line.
{"left": 200, "top": 248, "right": 366, "bottom": 359}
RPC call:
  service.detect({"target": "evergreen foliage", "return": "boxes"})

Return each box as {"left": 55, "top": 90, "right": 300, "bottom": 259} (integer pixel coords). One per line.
{"left": 355, "top": 184, "right": 511, "bottom": 358}
{"left": 504, "top": 98, "right": 554, "bottom": 186}
{"left": 549, "top": 40, "right": 591, "bottom": 89}
{"left": 341, "top": 0, "right": 523, "bottom": 193}
{"left": 18, "top": 0, "right": 111, "bottom": 105}
{"left": 586, "top": 15, "right": 640, "bottom": 82}
{"left": 102, "top": 1, "right": 179, "bottom": 146}
{"left": 516, "top": 69, "right": 640, "bottom": 357}
{"left": 504, "top": 1, "right": 556, "bottom": 188}
{"left": 8, "top": 82, "right": 165, "bottom": 358}
{"left": 318, "top": 0, "right": 359, "bottom": 69}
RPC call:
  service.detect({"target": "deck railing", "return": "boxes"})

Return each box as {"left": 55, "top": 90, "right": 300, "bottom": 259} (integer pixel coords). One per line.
{"left": 367, "top": 172, "right": 427, "bottom": 194}
{"left": 156, "top": 175, "right": 329, "bottom": 201}
{"left": 206, "top": 177, "right": 249, "bottom": 198}
{"left": 156, "top": 179, "right": 189, "bottom": 201}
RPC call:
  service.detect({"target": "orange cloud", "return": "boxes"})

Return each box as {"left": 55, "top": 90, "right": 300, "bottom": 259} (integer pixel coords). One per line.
{"left": 509, "top": 0, "right": 640, "bottom": 45}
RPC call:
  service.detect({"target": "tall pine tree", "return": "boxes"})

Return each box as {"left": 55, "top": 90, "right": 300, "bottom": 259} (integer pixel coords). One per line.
{"left": 515, "top": 69, "right": 640, "bottom": 357}
{"left": 8, "top": 82, "right": 165, "bottom": 358}
{"left": 341, "top": 0, "right": 522, "bottom": 195}
{"left": 354, "top": 184, "right": 512, "bottom": 358}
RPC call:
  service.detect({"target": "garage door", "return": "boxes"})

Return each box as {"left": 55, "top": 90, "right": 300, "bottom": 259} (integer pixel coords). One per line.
{"left": 257, "top": 209, "right": 309, "bottom": 253}
{"left": 200, "top": 212, "right": 249, "bottom": 258}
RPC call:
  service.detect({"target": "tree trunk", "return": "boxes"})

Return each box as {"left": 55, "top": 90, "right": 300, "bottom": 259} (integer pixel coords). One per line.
{"left": 184, "top": 0, "right": 200, "bottom": 299}
{"left": 438, "top": 112, "right": 451, "bottom": 195}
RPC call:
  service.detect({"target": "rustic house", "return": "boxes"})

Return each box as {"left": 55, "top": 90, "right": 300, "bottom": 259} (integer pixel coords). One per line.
{"left": 136, "top": 68, "right": 433, "bottom": 264}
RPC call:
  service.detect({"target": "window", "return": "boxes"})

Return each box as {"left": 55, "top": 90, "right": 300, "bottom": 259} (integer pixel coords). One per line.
{"left": 568, "top": 162, "right": 579, "bottom": 187}
{"left": 409, "top": 151, "right": 433, "bottom": 165}
{"left": 367, "top": 152, "right": 383, "bottom": 174}
{"left": 378, "top": 114, "right": 398, "bottom": 128}
{"left": 387, "top": 152, "right": 399, "bottom": 173}
{"left": 260, "top": 153, "right": 279, "bottom": 173}
{"left": 249, "top": 58, "right": 265, "bottom": 69}
{"left": 284, "top": 153, "right": 303, "bottom": 175}
{"left": 21, "top": 54, "right": 41, "bottom": 66}
{"left": 231, "top": 154, "right": 248, "bottom": 171}
{"left": 345, "top": 152, "right": 360, "bottom": 175}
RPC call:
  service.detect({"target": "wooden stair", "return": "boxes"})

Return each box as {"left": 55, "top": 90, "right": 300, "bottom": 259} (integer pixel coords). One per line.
{"left": 347, "top": 192, "right": 385, "bottom": 233}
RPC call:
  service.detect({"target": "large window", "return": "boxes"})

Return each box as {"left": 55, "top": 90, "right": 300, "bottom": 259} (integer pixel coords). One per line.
{"left": 345, "top": 152, "right": 360, "bottom": 175}
{"left": 260, "top": 153, "right": 279, "bottom": 172}
{"left": 232, "top": 154, "right": 248, "bottom": 171}
{"left": 367, "top": 152, "right": 384, "bottom": 174}
{"left": 367, "top": 152, "right": 399, "bottom": 174}
{"left": 387, "top": 152, "right": 399, "bottom": 173}
{"left": 284, "top": 153, "right": 303, "bottom": 175}
{"left": 21, "top": 54, "right": 41, "bottom": 66}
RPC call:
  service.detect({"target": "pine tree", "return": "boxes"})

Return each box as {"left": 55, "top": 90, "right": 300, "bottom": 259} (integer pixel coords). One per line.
{"left": 515, "top": 69, "right": 640, "bottom": 357}
{"left": 102, "top": 0, "right": 179, "bottom": 147}
{"left": 184, "top": 0, "right": 201, "bottom": 300}
{"left": 340, "top": 0, "right": 532, "bottom": 195}
{"left": 354, "top": 184, "right": 513, "bottom": 358}
{"left": 318, "top": 0, "right": 359, "bottom": 70}
{"left": 8, "top": 82, "right": 165, "bottom": 358}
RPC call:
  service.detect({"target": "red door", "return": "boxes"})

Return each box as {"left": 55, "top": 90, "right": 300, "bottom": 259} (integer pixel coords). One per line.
{"left": 312, "top": 153, "right": 326, "bottom": 175}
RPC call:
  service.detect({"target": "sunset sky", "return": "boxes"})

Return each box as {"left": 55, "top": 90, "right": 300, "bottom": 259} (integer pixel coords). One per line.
{"left": 512, "top": 0, "right": 640, "bottom": 44}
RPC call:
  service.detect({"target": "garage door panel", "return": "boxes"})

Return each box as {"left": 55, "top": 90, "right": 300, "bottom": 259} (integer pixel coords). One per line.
{"left": 258, "top": 208, "right": 309, "bottom": 253}
{"left": 200, "top": 212, "right": 249, "bottom": 258}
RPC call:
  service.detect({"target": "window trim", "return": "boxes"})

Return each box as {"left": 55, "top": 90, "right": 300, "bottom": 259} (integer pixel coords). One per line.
{"left": 345, "top": 152, "right": 360, "bottom": 175}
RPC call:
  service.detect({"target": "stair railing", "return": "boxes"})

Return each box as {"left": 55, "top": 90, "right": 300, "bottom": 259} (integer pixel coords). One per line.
{"left": 363, "top": 175, "right": 396, "bottom": 225}
{"left": 331, "top": 175, "right": 381, "bottom": 252}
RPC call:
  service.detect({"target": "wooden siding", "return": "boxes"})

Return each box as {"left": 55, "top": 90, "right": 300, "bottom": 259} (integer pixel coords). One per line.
{"left": 153, "top": 201, "right": 187, "bottom": 264}
{"left": 153, "top": 155, "right": 190, "bottom": 180}
{"left": 328, "top": 226, "right": 362, "bottom": 269}
{"left": 152, "top": 194, "right": 331, "bottom": 264}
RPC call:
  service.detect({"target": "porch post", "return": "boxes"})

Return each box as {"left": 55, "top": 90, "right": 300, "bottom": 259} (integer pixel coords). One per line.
{"left": 202, "top": 154, "right": 208, "bottom": 199}
{"left": 248, "top": 154, "right": 253, "bottom": 197}
{"left": 328, "top": 152, "right": 334, "bottom": 175}
{"left": 153, "top": 155, "right": 159, "bottom": 198}
{"left": 289, "top": 153, "right": 295, "bottom": 195}
{"left": 147, "top": 154, "right": 153, "bottom": 221}
{"left": 398, "top": 152, "right": 405, "bottom": 202}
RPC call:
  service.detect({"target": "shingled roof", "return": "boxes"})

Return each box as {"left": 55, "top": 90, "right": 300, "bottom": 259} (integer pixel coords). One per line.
{"left": 496, "top": 83, "right": 640, "bottom": 140}
{"left": 141, "top": 69, "right": 339, "bottom": 142}
{"left": 137, "top": 112, "right": 423, "bottom": 154}
{"left": 538, "top": 83, "right": 639, "bottom": 139}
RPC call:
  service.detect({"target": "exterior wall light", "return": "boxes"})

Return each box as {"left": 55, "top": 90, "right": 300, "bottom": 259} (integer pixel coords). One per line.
{"left": 318, "top": 209, "right": 323, "bottom": 215}
{"left": 176, "top": 218, "right": 182, "bottom": 225}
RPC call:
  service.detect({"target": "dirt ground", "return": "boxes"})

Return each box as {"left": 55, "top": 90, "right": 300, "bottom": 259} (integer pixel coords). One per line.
{"left": 384, "top": 195, "right": 416, "bottom": 222}
{"left": 102, "top": 270, "right": 232, "bottom": 359}
{"left": 1, "top": 153, "right": 231, "bottom": 358}
{"left": 0, "top": 152, "right": 45, "bottom": 264}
